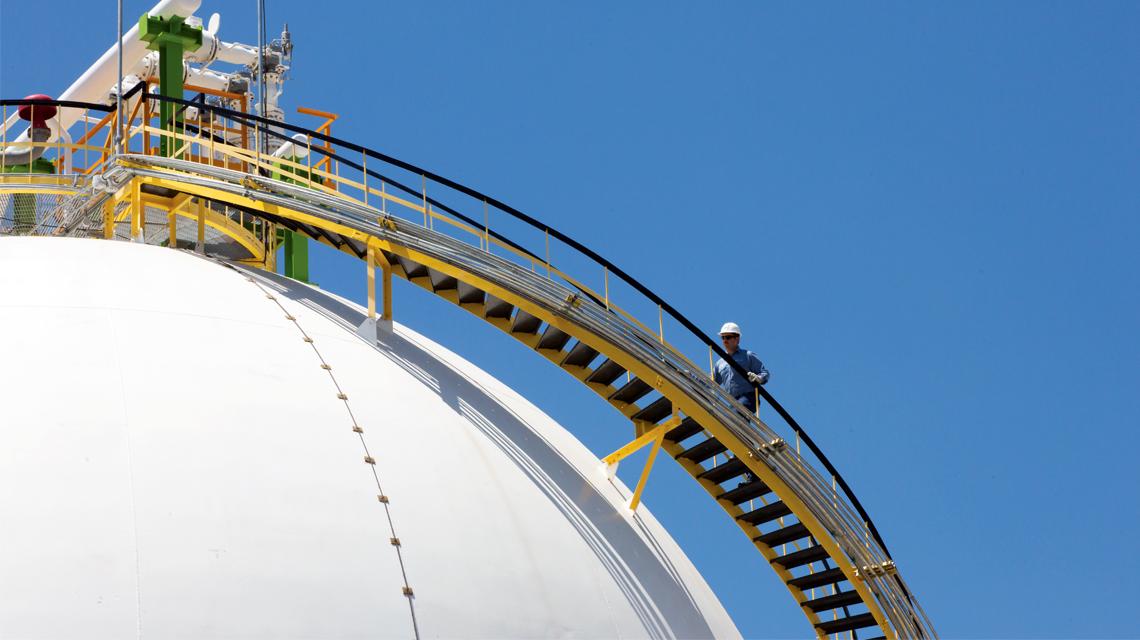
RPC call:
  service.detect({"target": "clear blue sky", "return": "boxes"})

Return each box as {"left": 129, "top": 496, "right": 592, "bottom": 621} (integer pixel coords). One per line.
{"left": 3, "top": 2, "right": 1138, "bottom": 637}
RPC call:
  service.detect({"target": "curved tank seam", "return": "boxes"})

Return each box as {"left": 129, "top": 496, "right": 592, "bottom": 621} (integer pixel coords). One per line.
{"left": 225, "top": 263, "right": 422, "bottom": 640}
{"left": 106, "top": 311, "right": 144, "bottom": 640}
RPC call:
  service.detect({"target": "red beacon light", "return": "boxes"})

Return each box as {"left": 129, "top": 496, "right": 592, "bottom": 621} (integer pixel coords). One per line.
{"left": 17, "top": 94, "right": 56, "bottom": 129}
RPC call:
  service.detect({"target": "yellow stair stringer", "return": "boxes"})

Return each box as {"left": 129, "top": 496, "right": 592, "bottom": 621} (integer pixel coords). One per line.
{"left": 121, "top": 170, "right": 897, "bottom": 640}
{"left": 376, "top": 246, "right": 894, "bottom": 639}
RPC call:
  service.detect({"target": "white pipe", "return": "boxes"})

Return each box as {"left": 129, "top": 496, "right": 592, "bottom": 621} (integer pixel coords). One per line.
{"left": 52, "top": 117, "right": 73, "bottom": 174}
{"left": 187, "top": 67, "right": 235, "bottom": 93}
{"left": 1, "top": 0, "right": 201, "bottom": 138}
{"left": 187, "top": 31, "right": 258, "bottom": 66}
{"left": 272, "top": 133, "right": 311, "bottom": 159}
{"left": 0, "top": 128, "right": 51, "bottom": 166}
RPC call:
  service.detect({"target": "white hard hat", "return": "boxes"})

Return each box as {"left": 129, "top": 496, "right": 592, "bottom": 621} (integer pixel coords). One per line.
{"left": 719, "top": 322, "right": 741, "bottom": 336}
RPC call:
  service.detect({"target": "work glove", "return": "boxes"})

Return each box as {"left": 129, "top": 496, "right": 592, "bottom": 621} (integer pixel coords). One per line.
{"left": 747, "top": 371, "right": 767, "bottom": 384}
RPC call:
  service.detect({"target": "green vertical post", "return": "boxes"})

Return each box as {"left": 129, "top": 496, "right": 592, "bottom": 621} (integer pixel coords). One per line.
{"left": 272, "top": 158, "right": 319, "bottom": 282}
{"left": 281, "top": 229, "right": 310, "bottom": 282}
{"left": 138, "top": 13, "right": 202, "bottom": 158}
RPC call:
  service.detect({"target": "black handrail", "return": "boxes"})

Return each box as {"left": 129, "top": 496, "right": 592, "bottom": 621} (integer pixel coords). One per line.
{"left": 0, "top": 94, "right": 894, "bottom": 560}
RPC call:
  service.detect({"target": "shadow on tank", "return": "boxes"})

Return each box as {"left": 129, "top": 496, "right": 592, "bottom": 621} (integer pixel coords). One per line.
{"left": 245, "top": 264, "right": 720, "bottom": 639}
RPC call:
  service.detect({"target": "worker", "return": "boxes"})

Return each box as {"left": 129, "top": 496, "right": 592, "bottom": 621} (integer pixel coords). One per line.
{"left": 713, "top": 322, "right": 769, "bottom": 414}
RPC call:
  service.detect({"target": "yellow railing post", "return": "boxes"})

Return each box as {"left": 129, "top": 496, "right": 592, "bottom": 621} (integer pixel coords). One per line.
{"left": 483, "top": 199, "right": 490, "bottom": 253}
{"left": 366, "top": 245, "right": 377, "bottom": 320}
{"left": 603, "top": 267, "right": 610, "bottom": 310}
{"left": 103, "top": 199, "right": 115, "bottom": 239}
{"left": 306, "top": 134, "right": 313, "bottom": 190}
{"left": 362, "top": 150, "right": 368, "bottom": 206}
{"left": 130, "top": 179, "right": 143, "bottom": 242}
{"left": 168, "top": 200, "right": 177, "bottom": 247}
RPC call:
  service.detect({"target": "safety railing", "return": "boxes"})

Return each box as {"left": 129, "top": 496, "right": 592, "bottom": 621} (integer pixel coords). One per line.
{"left": 0, "top": 94, "right": 933, "bottom": 636}
{"left": 0, "top": 92, "right": 884, "bottom": 549}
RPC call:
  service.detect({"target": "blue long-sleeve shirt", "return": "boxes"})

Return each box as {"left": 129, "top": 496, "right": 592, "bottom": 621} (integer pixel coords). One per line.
{"left": 714, "top": 348, "right": 769, "bottom": 399}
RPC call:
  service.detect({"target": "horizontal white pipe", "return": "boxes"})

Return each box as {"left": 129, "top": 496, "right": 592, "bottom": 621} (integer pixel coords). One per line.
{"left": 272, "top": 133, "right": 312, "bottom": 159}
{"left": 188, "top": 31, "right": 258, "bottom": 66}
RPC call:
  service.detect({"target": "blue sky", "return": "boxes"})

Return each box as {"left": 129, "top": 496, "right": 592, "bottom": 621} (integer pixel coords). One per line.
{"left": 3, "top": 2, "right": 1138, "bottom": 637}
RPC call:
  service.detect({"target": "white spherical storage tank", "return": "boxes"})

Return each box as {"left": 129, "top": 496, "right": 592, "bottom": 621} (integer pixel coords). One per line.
{"left": 0, "top": 237, "right": 740, "bottom": 639}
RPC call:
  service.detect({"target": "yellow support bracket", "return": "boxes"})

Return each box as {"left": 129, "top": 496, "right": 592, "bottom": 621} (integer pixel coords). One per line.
{"left": 628, "top": 428, "right": 664, "bottom": 511}
{"left": 102, "top": 199, "right": 115, "bottom": 239}
{"left": 603, "top": 419, "right": 673, "bottom": 467}
{"left": 602, "top": 414, "right": 682, "bottom": 511}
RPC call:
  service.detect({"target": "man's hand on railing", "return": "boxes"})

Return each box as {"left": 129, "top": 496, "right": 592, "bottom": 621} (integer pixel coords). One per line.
{"left": 747, "top": 371, "right": 768, "bottom": 385}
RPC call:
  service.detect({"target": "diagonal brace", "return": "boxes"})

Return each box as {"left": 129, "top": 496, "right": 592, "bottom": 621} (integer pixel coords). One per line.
{"left": 603, "top": 415, "right": 682, "bottom": 511}
{"left": 603, "top": 420, "right": 671, "bottom": 467}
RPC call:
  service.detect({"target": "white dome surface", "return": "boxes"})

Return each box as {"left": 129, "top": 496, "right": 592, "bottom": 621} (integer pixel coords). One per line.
{"left": 0, "top": 237, "right": 739, "bottom": 639}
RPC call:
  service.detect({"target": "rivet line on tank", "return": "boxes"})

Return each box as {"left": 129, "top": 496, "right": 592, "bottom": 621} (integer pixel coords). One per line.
{"left": 231, "top": 265, "right": 420, "bottom": 639}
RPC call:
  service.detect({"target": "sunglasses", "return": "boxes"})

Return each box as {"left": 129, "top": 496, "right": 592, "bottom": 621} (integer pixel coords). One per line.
{"left": 720, "top": 335, "right": 739, "bottom": 340}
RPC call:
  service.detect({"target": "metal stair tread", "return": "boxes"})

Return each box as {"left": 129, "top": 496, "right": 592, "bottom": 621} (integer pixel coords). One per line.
{"left": 483, "top": 295, "right": 513, "bottom": 318}
{"left": 802, "top": 589, "right": 863, "bottom": 613}
{"left": 630, "top": 395, "right": 672, "bottom": 424}
{"left": 771, "top": 544, "right": 828, "bottom": 570}
{"left": 560, "top": 341, "right": 598, "bottom": 368}
{"left": 755, "top": 522, "right": 809, "bottom": 547}
{"left": 585, "top": 358, "right": 626, "bottom": 386}
{"left": 717, "top": 478, "right": 771, "bottom": 504}
{"left": 676, "top": 437, "right": 726, "bottom": 463}
{"left": 536, "top": 325, "right": 571, "bottom": 351}
{"left": 787, "top": 567, "right": 845, "bottom": 591}
{"left": 696, "top": 457, "right": 746, "bottom": 484}
{"left": 816, "top": 612, "right": 878, "bottom": 635}
{"left": 428, "top": 268, "right": 457, "bottom": 291}
{"left": 664, "top": 416, "right": 702, "bottom": 443}
{"left": 396, "top": 255, "right": 428, "bottom": 279}
{"left": 609, "top": 377, "right": 652, "bottom": 404}
{"left": 737, "top": 500, "right": 792, "bottom": 526}
{"left": 457, "top": 281, "right": 484, "bottom": 304}
{"left": 510, "top": 310, "right": 542, "bottom": 334}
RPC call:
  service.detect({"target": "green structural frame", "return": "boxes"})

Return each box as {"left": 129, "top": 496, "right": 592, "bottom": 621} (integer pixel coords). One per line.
{"left": 281, "top": 228, "right": 309, "bottom": 281}
{"left": 138, "top": 13, "right": 202, "bottom": 158}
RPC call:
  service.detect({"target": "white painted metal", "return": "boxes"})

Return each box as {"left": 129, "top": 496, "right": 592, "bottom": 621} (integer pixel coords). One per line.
{"left": 1, "top": 0, "right": 201, "bottom": 138}
{"left": 0, "top": 237, "right": 740, "bottom": 639}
